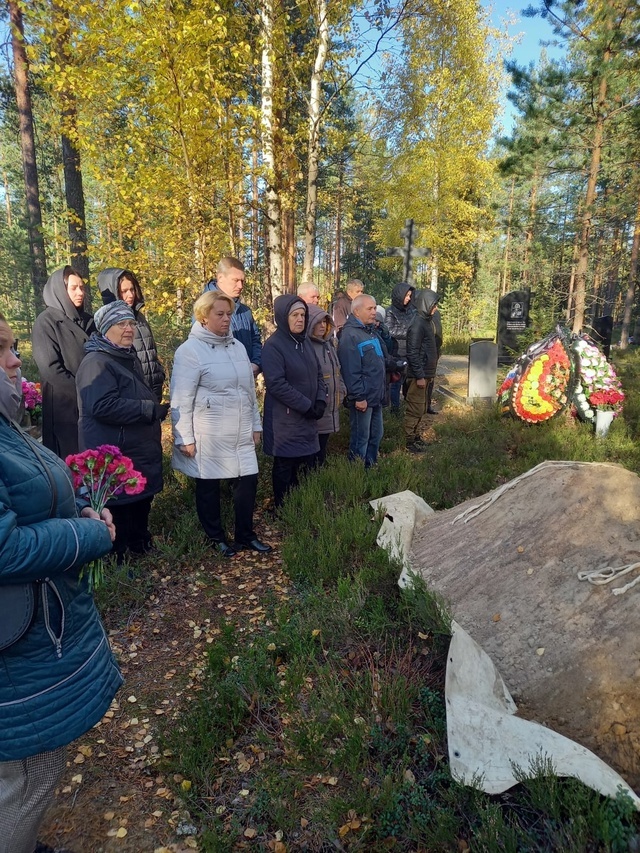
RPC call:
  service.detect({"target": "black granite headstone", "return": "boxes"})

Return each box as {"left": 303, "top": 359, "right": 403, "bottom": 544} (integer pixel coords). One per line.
{"left": 497, "top": 290, "right": 531, "bottom": 365}
{"left": 587, "top": 315, "right": 613, "bottom": 359}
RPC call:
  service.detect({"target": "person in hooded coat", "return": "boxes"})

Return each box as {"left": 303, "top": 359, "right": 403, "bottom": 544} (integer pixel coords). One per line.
{"left": 0, "top": 311, "right": 121, "bottom": 853}
{"left": 385, "top": 282, "right": 416, "bottom": 413}
{"left": 428, "top": 305, "right": 443, "bottom": 414}
{"left": 76, "top": 301, "right": 167, "bottom": 562}
{"left": 32, "top": 266, "right": 95, "bottom": 458}
{"left": 307, "top": 304, "right": 345, "bottom": 465}
{"left": 97, "top": 267, "right": 166, "bottom": 402}
{"left": 262, "top": 295, "right": 327, "bottom": 508}
{"left": 404, "top": 289, "right": 440, "bottom": 453}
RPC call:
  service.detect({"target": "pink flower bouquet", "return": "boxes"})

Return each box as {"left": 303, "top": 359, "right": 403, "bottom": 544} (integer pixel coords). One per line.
{"left": 21, "top": 378, "right": 42, "bottom": 418}
{"left": 66, "top": 445, "right": 146, "bottom": 588}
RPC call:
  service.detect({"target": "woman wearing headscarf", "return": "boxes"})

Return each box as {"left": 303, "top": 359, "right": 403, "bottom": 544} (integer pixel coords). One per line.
{"left": 32, "top": 266, "right": 95, "bottom": 457}
{"left": 170, "top": 291, "right": 270, "bottom": 558}
{"left": 0, "top": 311, "right": 121, "bottom": 853}
{"left": 262, "top": 295, "right": 326, "bottom": 508}
{"left": 307, "top": 303, "right": 345, "bottom": 465}
{"left": 97, "top": 267, "right": 166, "bottom": 402}
{"left": 76, "top": 300, "right": 168, "bottom": 562}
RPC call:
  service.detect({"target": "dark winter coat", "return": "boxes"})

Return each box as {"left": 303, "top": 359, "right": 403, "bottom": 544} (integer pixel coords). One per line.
{"left": 331, "top": 291, "right": 352, "bottom": 334}
{"left": 97, "top": 268, "right": 166, "bottom": 402}
{"left": 307, "top": 304, "right": 345, "bottom": 435}
{"left": 385, "top": 283, "right": 416, "bottom": 359}
{"left": 203, "top": 280, "right": 262, "bottom": 370}
{"left": 0, "top": 413, "right": 121, "bottom": 761}
{"left": 432, "top": 308, "right": 443, "bottom": 358}
{"left": 76, "top": 335, "right": 164, "bottom": 504}
{"left": 262, "top": 295, "right": 326, "bottom": 458}
{"left": 337, "top": 314, "right": 386, "bottom": 407}
{"left": 406, "top": 289, "right": 440, "bottom": 381}
{"left": 32, "top": 269, "right": 95, "bottom": 458}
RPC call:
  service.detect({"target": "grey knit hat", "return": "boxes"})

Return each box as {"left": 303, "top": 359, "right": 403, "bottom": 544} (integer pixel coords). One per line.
{"left": 94, "top": 300, "right": 136, "bottom": 335}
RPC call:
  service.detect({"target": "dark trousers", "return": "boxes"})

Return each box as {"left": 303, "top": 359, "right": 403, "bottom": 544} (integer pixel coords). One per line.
{"left": 110, "top": 497, "right": 153, "bottom": 561}
{"left": 195, "top": 474, "right": 257, "bottom": 544}
{"left": 272, "top": 454, "right": 317, "bottom": 508}
{"left": 316, "top": 433, "right": 331, "bottom": 467}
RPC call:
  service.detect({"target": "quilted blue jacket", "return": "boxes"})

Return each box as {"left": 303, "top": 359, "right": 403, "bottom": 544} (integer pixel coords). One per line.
{"left": 0, "top": 415, "right": 122, "bottom": 760}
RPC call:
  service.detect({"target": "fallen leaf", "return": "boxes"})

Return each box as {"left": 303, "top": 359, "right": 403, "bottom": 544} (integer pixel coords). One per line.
{"left": 116, "top": 827, "right": 128, "bottom": 838}
{"left": 244, "top": 827, "right": 258, "bottom": 838}
{"left": 404, "top": 769, "right": 416, "bottom": 784}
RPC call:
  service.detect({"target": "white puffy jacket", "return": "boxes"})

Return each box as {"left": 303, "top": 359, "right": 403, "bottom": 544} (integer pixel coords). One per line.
{"left": 170, "top": 323, "right": 261, "bottom": 480}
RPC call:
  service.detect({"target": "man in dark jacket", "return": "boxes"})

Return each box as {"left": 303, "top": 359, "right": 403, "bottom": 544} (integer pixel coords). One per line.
{"left": 204, "top": 257, "right": 262, "bottom": 375}
{"left": 97, "top": 267, "right": 166, "bottom": 402}
{"left": 337, "top": 294, "right": 386, "bottom": 467}
{"left": 404, "top": 289, "right": 440, "bottom": 453}
{"left": 385, "top": 282, "right": 415, "bottom": 413}
{"left": 332, "top": 278, "right": 364, "bottom": 335}
{"left": 32, "top": 266, "right": 95, "bottom": 458}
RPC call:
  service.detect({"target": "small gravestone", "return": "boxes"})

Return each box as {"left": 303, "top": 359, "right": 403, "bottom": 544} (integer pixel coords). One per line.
{"left": 468, "top": 341, "right": 498, "bottom": 405}
{"left": 587, "top": 315, "right": 613, "bottom": 359}
{"left": 498, "top": 290, "right": 531, "bottom": 365}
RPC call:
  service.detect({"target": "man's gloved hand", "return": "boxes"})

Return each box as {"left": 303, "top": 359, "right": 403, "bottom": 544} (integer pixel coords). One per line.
{"left": 155, "top": 402, "right": 170, "bottom": 421}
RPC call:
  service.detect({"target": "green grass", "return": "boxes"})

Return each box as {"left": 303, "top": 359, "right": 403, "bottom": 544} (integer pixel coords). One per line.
{"left": 153, "top": 348, "right": 640, "bottom": 850}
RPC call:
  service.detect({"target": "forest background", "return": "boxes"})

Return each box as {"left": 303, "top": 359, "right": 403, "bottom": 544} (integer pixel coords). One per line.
{"left": 0, "top": 0, "right": 639, "bottom": 352}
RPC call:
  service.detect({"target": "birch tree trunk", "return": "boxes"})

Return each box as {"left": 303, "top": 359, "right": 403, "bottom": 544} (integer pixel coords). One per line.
{"left": 301, "top": 0, "right": 329, "bottom": 283}
{"left": 8, "top": 0, "right": 47, "bottom": 312}
{"left": 260, "top": 0, "right": 284, "bottom": 298}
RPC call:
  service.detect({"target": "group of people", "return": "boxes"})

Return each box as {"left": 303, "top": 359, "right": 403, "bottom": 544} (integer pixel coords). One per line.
{"left": 0, "top": 258, "right": 443, "bottom": 852}
{"left": 29, "top": 258, "right": 443, "bottom": 558}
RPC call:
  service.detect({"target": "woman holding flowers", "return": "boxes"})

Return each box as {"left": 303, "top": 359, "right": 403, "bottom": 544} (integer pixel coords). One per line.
{"left": 0, "top": 311, "right": 121, "bottom": 853}
{"left": 171, "top": 291, "right": 270, "bottom": 558}
{"left": 76, "top": 300, "right": 168, "bottom": 562}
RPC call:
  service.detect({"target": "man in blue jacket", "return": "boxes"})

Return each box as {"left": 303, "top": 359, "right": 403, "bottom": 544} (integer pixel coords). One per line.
{"left": 203, "top": 257, "right": 262, "bottom": 375}
{"left": 337, "top": 294, "right": 386, "bottom": 468}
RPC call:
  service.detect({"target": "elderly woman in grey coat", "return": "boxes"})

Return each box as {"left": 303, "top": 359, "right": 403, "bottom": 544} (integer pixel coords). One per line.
{"left": 171, "top": 291, "right": 271, "bottom": 558}
{"left": 307, "top": 304, "right": 345, "bottom": 465}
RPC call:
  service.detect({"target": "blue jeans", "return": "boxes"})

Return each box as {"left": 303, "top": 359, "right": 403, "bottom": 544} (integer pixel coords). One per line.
{"left": 389, "top": 378, "right": 402, "bottom": 409}
{"left": 348, "top": 404, "right": 384, "bottom": 468}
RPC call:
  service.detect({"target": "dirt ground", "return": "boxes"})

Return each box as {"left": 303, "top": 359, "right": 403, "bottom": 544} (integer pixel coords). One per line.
{"left": 41, "top": 522, "right": 287, "bottom": 853}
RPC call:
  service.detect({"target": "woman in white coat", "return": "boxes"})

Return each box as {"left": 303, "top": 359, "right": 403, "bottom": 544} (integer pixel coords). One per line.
{"left": 170, "top": 292, "right": 271, "bottom": 558}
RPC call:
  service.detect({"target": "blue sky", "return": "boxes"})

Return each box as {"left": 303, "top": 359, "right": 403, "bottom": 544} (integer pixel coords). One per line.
{"left": 484, "top": 0, "right": 565, "bottom": 133}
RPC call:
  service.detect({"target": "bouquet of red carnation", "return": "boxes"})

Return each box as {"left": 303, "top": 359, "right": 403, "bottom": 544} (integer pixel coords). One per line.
{"left": 66, "top": 445, "right": 147, "bottom": 588}
{"left": 588, "top": 388, "right": 625, "bottom": 414}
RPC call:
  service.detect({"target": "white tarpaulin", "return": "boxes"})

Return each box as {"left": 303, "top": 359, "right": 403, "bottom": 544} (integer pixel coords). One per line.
{"left": 370, "top": 469, "right": 640, "bottom": 806}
